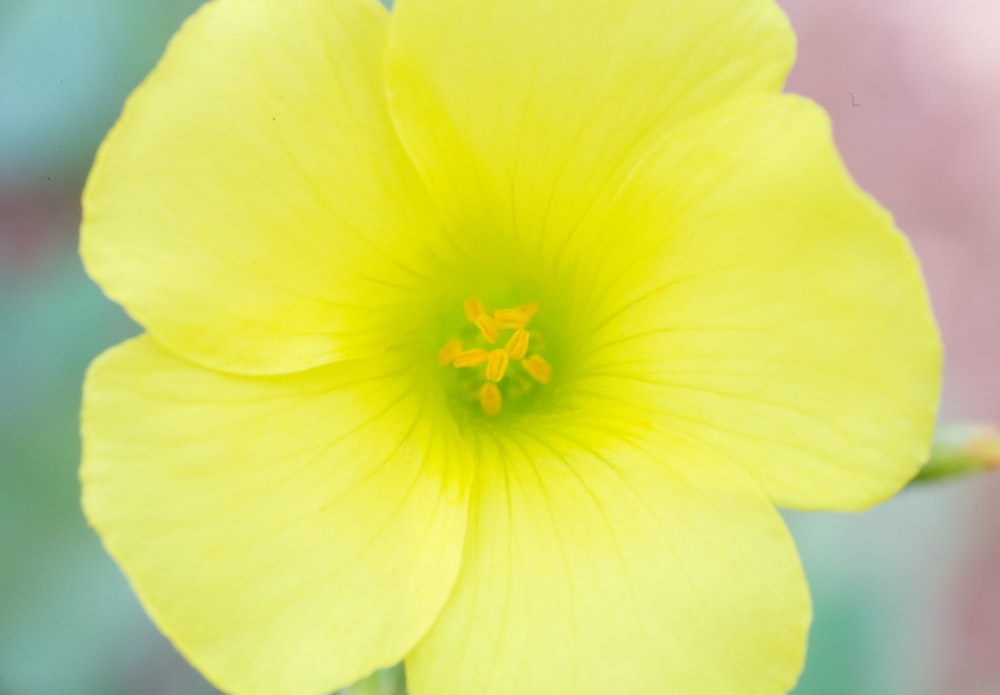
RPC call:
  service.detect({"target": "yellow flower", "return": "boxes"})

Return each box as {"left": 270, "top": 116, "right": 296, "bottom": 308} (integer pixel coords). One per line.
{"left": 79, "top": 0, "right": 941, "bottom": 693}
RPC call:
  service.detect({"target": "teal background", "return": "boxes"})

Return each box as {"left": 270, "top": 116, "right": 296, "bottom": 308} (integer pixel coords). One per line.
{"left": 2, "top": 1, "right": 998, "bottom": 693}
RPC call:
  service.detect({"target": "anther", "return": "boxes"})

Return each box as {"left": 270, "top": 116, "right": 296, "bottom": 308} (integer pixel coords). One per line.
{"left": 474, "top": 314, "right": 499, "bottom": 343}
{"left": 440, "top": 299, "right": 547, "bottom": 415}
{"left": 480, "top": 382, "right": 502, "bottom": 416}
{"left": 454, "top": 349, "right": 489, "bottom": 368}
{"left": 485, "top": 349, "right": 510, "bottom": 382}
{"left": 494, "top": 303, "right": 539, "bottom": 329}
{"left": 521, "top": 355, "right": 552, "bottom": 384}
{"left": 437, "top": 340, "right": 464, "bottom": 366}
{"left": 464, "top": 297, "right": 486, "bottom": 322}
{"left": 504, "top": 329, "right": 530, "bottom": 360}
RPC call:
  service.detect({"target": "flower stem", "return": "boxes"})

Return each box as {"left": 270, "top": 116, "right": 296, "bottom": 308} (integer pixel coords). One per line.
{"left": 910, "top": 424, "right": 1000, "bottom": 485}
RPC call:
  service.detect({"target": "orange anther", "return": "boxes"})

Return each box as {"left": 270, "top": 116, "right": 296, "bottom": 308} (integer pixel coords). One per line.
{"left": 475, "top": 314, "right": 499, "bottom": 343}
{"left": 504, "top": 329, "right": 530, "bottom": 360}
{"left": 437, "top": 340, "right": 464, "bottom": 366}
{"left": 494, "top": 303, "right": 539, "bottom": 329}
{"left": 480, "top": 382, "right": 502, "bottom": 416}
{"left": 485, "top": 349, "right": 510, "bottom": 382}
{"left": 453, "top": 349, "right": 489, "bottom": 368}
{"left": 521, "top": 355, "right": 552, "bottom": 384}
{"left": 464, "top": 297, "right": 486, "bottom": 322}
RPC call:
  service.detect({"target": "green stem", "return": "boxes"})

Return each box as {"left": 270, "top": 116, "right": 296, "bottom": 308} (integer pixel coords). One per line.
{"left": 910, "top": 424, "right": 1000, "bottom": 485}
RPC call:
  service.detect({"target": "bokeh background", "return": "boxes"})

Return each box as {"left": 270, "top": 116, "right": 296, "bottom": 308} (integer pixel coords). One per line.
{"left": 2, "top": 1, "right": 998, "bottom": 693}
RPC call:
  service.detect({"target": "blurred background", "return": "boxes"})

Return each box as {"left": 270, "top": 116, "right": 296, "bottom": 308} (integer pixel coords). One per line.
{"left": 1, "top": 0, "right": 998, "bottom": 693}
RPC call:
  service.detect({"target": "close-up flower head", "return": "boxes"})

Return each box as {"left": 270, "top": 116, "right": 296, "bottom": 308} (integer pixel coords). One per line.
{"left": 77, "top": 0, "right": 942, "bottom": 692}
{"left": 4, "top": 0, "right": 999, "bottom": 694}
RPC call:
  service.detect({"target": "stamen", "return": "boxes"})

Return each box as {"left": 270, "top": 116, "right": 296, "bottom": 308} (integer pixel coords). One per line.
{"left": 464, "top": 297, "right": 486, "bottom": 322}
{"left": 454, "top": 349, "right": 489, "bottom": 368}
{"left": 521, "top": 355, "right": 552, "bottom": 384}
{"left": 494, "top": 303, "right": 539, "bottom": 329}
{"left": 437, "top": 340, "right": 464, "bottom": 366}
{"left": 474, "top": 314, "right": 499, "bottom": 343}
{"left": 480, "top": 382, "right": 502, "bottom": 416}
{"left": 485, "top": 349, "right": 510, "bottom": 382}
{"left": 504, "top": 329, "right": 530, "bottom": 360}
{"left": 440, "top": 299, "right": 547, "bottom": 415}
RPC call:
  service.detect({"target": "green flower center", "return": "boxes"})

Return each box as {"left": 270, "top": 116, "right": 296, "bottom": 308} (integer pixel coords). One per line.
{"left": 437, "top": 298, "right": 551, "bottom": 416}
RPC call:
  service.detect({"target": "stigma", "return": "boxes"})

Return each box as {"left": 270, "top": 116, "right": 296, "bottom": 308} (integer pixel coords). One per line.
{"left": 439, "top": 299, "right": 551, "bottom": 416}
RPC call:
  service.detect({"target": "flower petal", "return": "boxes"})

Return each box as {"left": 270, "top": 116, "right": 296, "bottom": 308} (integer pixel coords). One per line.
{"left": 82, "top": 0, "right": 442, "bottom": 375}
{"left": 385, "top": 0, "right": 793, "bottom": 256}
{"left": 407, "top": 424, "right": 810, "bottom": 695}
{"left": 81, "top": 337, "right": 470, "bottom": 695}
{"left": 572, "top": 96, "right": 941, "bottom": 511}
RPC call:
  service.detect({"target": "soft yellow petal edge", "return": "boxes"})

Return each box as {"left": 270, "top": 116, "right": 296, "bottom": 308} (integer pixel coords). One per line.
{"left": 572, "top": 95, "right": 942, "bottom": 512}
{"left": 408, "top": 422, "right": 811, "bottom": 695}
{"left": 81, "top": 335, "right": 471, "bottom": 695}
{"left": 82, "top": 0, "right": 442, "bottom": 376}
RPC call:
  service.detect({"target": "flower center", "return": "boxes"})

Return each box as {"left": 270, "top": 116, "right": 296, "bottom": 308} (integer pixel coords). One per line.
{"left": 437, "top": 298, "right": 552, "bottom": 416}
